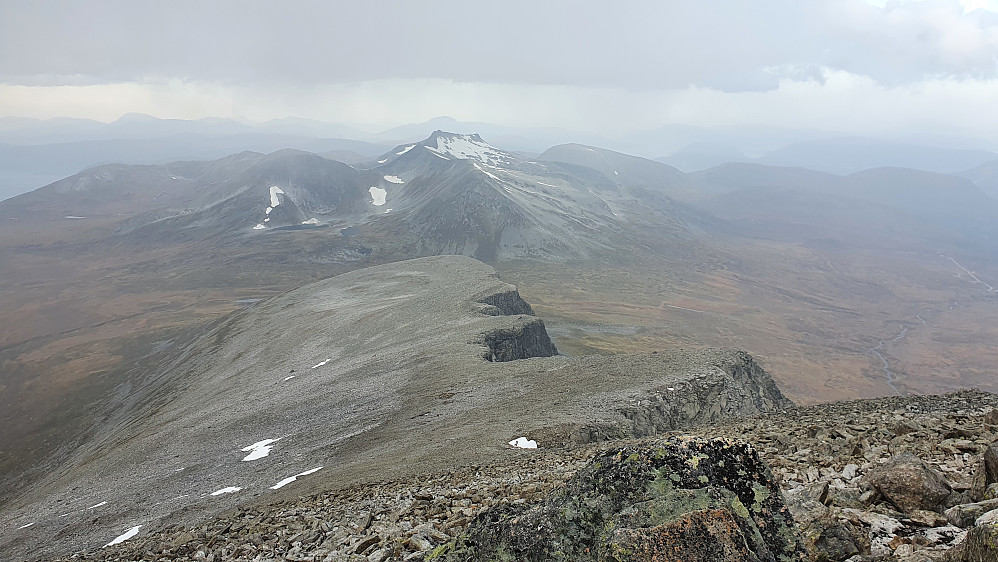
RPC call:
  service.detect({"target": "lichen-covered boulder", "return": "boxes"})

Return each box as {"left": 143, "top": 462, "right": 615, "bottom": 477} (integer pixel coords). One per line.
{"left": 960, "top": 520, "right": 998, "bottom": 561}
{"left": 429, "top": 437, "right": 802, "bottom": 561}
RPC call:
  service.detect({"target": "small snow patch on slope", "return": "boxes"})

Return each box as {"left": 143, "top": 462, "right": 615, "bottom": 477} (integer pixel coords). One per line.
{"left": 269, "top": 186, "right": 284, "bottom": 207}
{"left": 17, "top": 522, "right": 34, "bottom": 529}
{"left": 211, "top": 487, "right": 242, "bottom": 496}
{"left": 241, "top": 438, "right": 282, "bottom": 461}
{"left": 383, "top": 175, "right": 405, "bottom": 184}
{"left": 473, "top": 162, "right": 502, "bottom": 182}
{"left": 369, "top": 186, "right": 387, "bottom": 206}
{"left": 254, "top": 186, "right": 287, "bottom": 230}
{"left": 270, "top": 466, "right": 323, "bottom": 490}
{"left": 104, "top": 525, "right": 141, "bottom": 548}
{"left": 509, "top": 437, "right": 537, "bottom": 449}
{"left": 396, "top": 144, "right": 416, "bottom": 155}
{"left": 301, "top": 218, "right": 319, "bottom": 225}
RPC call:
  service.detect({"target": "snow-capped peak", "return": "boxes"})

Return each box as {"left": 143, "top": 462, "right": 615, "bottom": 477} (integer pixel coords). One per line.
{"left": 424, "top": 131, "right": 511, "bottom": 166}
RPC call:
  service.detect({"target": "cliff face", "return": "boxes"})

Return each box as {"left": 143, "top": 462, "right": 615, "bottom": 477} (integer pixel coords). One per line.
{"left": 474, "top": 288, "right": 558, "bottom": 362}
{"left": 475, "top": 289, "right": 535, "bottom": 316}
{"left": 481, "top": 320, "right": 558, "bottom": 362}
{"left": 620, "top": 350, "right": 793, "bottom": 437}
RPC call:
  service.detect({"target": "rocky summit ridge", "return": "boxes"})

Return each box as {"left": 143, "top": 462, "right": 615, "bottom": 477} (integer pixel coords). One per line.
{"left": 37, "top": 390, "right": 998, "bottom": 562}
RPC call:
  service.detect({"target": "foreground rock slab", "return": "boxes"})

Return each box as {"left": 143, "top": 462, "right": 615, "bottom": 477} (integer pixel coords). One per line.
{"left": 430, "top": 436, "right": 802, "bottom": 562}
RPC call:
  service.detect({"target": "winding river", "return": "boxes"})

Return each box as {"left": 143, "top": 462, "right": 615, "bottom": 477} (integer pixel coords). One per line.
{"left": 870, "top": 325, "right": 908, "bottom": 395}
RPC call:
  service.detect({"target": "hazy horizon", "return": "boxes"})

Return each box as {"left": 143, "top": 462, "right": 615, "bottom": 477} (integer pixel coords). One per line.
{"left": 4, "top": 0, "right": 998, "bottom": 142}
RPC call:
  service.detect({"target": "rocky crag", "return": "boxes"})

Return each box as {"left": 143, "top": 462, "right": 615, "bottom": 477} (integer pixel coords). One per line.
{"left": 33, "top": 389, "right": 998, "bottom": 561}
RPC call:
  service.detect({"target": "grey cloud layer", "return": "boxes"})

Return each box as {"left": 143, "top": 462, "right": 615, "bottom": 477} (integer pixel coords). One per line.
{"left": 2, "top": 0, "right": 997, "bottom": 90}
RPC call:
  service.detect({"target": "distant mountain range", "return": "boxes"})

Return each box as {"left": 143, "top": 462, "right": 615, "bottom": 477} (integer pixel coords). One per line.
{"left": 5, "top": 114, "right": 998, "bottom": 202}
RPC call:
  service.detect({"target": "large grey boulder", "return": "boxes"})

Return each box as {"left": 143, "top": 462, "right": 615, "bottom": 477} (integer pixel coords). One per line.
{"left": 865, "top": 452, "right": 952, "bottom": 513}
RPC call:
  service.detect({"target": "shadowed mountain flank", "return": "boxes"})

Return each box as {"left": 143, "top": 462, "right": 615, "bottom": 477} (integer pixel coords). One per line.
{"left": 0, "top": 256, "right": 790, "bottom": 560}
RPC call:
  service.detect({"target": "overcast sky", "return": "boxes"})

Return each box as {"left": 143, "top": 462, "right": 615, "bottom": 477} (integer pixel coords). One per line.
{"left": 2, "top": 0, "right": 998, "bottom": 139}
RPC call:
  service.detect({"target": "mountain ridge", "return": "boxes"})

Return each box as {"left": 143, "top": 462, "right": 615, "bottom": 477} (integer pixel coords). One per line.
{"left": 0, "top": 255, "right": 791, "bottom": 560}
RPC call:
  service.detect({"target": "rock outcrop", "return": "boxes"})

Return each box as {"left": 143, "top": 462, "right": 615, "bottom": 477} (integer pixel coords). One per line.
{"left": 620, "top": 350, "right": 793, "bottom": 437}
{"left": 475, "top": 289, "right": 536, "bottom": 316}
{"left": 429, "top": 437, "right": 802, "bottom": 561}
{"left": 481, "top": 320, "right": 558, "bottom": 362}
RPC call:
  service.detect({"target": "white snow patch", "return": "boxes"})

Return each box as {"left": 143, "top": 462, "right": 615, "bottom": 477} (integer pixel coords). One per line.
{"left": 536, "top": 181, "right": 557, "bottom": 188}
{"left": 369, "top": 186, "right": 387, "bottom": 206}
{"left": 253, "top": 224, "right": 266, "bottom": 230}
{"left": 270, "top": 466, "right": 323, "bottom": 490}
{"left": 104, "top": 525, "right": 142, "bottom": 548}
{"left": 271, "top": 476, "right": 297, "bottom": 490}
{"left": 383, "top": 175, "right": 405, "bottom": 184}
{"left": 473, "top": 162, "right": 502, "bottom": 182}
{"left": 614, "top": 170, "right": 619, "bottom": 175}
{"left": 264, "top": 218, "right": 270, "bottom": 223}
{"left": 59, "top": 513, "right": 71, "bottom": 517}
{"left": 283, "top": 375, "right": 296, "bottom": 381}
{"left": 301, "top": 218, "right": 319, "bottom": 225}
{"left": 88, "top": 501, "right": 107, "bottom": 509}
{"left": 377, "top": 158, "right": 388, "bottom": 164}
{"left": 211, "top": 487, "right": 242, "bottom": 496}
{"left": 509, "top": 437, "right": 537, "bottom": 449}
{"left": 385, "top": 208, "right": 392, "bottom": 213}
{"left": 265, "top": 207, "right": 273, "bottom": 215}
{"left": 18, "top": 522, "right": 34, "bottom": 529}
{"left": 269, "top": 186, "right": 284, "bottom": 207}
{"left": 64, "top": 215, "right": 87, "bottom": 219}
{"left": 312, "top": 358, "right": 331, "bottom": 369}
{"left": 667, "top": 387, "right": 676, "bottom": 391}
{"left": 429, "top": 135, "right": 508, "bottom": 165}
{"left": 428, "top": 150, "right": 450, "bottom": 160}
{"left": 396, "top": 144, "right": 416, "bottom": 155}
{"left": 241, "top": 438, "right": 282, "bottom": 461}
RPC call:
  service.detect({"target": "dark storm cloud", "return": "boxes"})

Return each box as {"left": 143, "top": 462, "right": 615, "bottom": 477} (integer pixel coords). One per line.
{"left": 1, "top": 0, "right": 997, "bottom": 90}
